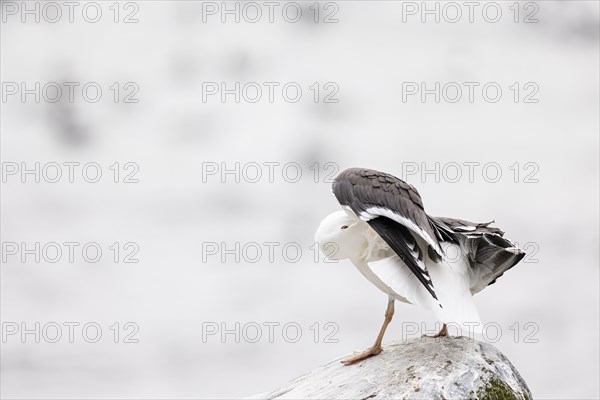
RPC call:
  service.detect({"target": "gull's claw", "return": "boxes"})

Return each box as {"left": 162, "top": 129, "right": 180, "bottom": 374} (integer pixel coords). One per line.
{"left": 341, "top": 346, "right": 383, "bottom": 366}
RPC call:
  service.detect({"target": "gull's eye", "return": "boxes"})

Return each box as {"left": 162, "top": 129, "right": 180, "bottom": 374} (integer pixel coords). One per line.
{"left": 340, "top": 225, "right": 349, "bottom": 230}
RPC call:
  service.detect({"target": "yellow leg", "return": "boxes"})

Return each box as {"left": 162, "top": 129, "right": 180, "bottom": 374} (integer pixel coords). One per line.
{"left": 341, "top": 298, "right": 395, "bottom": 366}
{"left": 422, "top": 323, "right": 448, "bottom": 338}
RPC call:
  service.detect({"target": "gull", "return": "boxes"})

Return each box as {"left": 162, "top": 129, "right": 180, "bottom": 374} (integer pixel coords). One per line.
{"left": 314, "top": 168, "right": 525, "bottom": 365}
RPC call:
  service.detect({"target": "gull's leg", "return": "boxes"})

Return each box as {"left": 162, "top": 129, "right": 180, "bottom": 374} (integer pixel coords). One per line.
{"left": 422, "top": 323, "right": 448, "bottom": 338}
{"left": 341, "top": 297, "right": 395, "bottom": 366}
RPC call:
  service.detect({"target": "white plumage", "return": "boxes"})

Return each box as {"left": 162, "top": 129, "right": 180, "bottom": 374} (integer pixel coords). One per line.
{"left": 315, "top": 211, "right": 482, "bottom": 333}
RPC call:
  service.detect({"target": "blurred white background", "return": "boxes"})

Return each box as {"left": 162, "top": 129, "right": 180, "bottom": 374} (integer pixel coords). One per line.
{"left": 1, "top": 1, "right": 598, "bottom": 399}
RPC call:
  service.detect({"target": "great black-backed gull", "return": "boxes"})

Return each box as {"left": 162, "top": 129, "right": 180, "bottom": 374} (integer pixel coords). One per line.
{"left": 314, "top": 167, "right": 525, "bottom": 365}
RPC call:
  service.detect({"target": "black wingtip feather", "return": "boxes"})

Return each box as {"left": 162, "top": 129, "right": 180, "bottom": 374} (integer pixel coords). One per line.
{"left": 367, "top": 217, "right": 439, "bottom": 302}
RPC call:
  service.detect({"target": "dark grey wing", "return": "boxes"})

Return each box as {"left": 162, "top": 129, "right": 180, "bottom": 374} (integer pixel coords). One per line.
{"left": 470, "top": 234, "right": 525, "bottom": 292}
{"left": 430, "top": 216, "right": 505, "bottom": 239}
{"left": 332, "top": 168, "right": 443, "bottom": 302}
{"left": 332, "top": 168, "right": 444, "bottom": 257}
{"left": 430, "top": 216, "right": 525, "bottom": 293}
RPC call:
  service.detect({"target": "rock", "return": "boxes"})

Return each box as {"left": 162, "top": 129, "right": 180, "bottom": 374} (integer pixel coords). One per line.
{"left": 249, "top": 336, "right": 531, "bottom": 400}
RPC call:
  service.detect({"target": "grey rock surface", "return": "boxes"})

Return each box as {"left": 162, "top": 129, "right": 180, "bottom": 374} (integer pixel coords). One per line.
{"left": 249, "top": 337, "right": 531, "bottom": 400}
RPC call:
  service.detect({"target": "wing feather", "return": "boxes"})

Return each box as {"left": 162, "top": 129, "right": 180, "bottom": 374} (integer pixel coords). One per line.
{"left": 429, "top": 215, "right": 525, "bottom": 292}
{"left": 367, "top": 217, "right": 440, "bottom": 302}
{"left": 332, "top": 168, "right": 444, "bottom": 257}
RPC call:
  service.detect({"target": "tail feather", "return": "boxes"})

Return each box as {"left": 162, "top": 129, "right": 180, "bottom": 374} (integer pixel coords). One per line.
{"left": 433, "top": 291, "right": 483, "bottom": 335}
{"left": 429, "top": 243, "right": 483, "bottom": 335}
